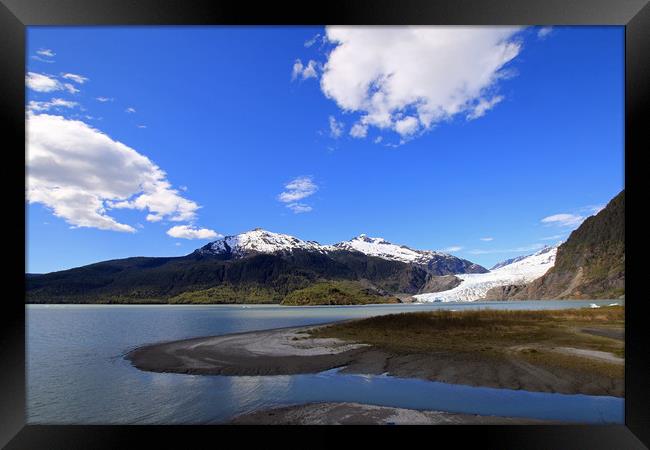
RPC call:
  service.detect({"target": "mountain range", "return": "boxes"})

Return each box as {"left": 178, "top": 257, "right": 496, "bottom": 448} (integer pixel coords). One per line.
{"left": 26, "top": 229, "right": 487, "bottom": 304}
{"left": 26, "top": 190, "right": 624, "bottom": 304}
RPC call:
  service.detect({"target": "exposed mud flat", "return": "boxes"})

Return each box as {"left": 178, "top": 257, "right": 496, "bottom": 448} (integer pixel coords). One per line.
{"left": 229, "top": 402, "right": 561, "bottom": 425}
{"left": 127, "top": 323, "right": 623, "bottom": 397}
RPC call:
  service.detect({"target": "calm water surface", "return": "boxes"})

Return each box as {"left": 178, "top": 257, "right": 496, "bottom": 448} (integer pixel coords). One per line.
{"left": 27, "top": 300, "right": 623, "bottom": 424}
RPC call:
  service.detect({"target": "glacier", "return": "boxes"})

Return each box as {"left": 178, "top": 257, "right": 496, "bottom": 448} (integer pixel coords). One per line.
{"left": 414, "top": 245, "right": 558, "bottom": 302}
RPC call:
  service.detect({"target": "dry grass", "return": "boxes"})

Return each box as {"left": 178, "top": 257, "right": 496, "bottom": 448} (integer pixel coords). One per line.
{"left": 311, "top": 306, "right": 624, "bottom": 373}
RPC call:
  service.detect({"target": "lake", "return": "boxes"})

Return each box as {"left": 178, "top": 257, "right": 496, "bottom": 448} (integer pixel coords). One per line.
{"left": 26, "top": 300, "right": 624, "bottom": 424}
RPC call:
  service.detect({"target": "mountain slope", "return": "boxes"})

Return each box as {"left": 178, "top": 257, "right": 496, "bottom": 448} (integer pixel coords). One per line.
{"left": 502, "top": 190, "right": 624, "bottom": 300}
{"left": 414, "top": 245, "right": 558, "bottom": 302}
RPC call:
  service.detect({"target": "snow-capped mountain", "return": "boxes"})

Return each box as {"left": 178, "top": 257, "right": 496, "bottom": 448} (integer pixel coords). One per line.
{"left": 335, "top": 234, "right": 443, "bottom": 264}
{"left": 197, "top": 228, "right": 328, "bottom": 258}
{"left": 490, "top": 254, "right": 529, "bottom": 270}
{"left": 414, "top": 245, "right": 559, "bottom": 302}
{"left": 334, "top": 234, "right": 487, "bottom": 274}
{"left": 196, "top": 229, "right": 486, "bottom": 275}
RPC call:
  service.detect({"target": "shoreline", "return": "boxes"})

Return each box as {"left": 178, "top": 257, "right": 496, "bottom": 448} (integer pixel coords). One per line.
{"left": 126, "top": 318, "right": 623, "bottom": 397}
{"left": 228, "top": 402, "right": 563, "bottom": 425}
{"left": 27, "top": 299, "right": 623, "bottom": 306}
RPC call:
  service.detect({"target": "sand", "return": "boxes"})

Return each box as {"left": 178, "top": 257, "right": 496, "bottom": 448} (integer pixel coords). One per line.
{"left": 228, "top": 402, "right": 561, "bottom": 425}
{"left": 126, "top": 324, "right": 368, "bottom": 376}
{"left": 126, "top": 323, "right": 623, "bottom": 397}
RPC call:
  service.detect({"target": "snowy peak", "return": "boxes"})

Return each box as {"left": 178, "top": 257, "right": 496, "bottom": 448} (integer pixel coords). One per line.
{"left": 333, "top": 234, "right": 487, "bottom": 274}
{"left": 490, "top": 245, "right": 558, "bottom": 270}
{"left": 334, "top": 234, "right": 447, "bottom": 265}
{"left": 196, "top": 229, "right": 487, "bottom": 274}
{"left": 198, "top": 228, "right": 327, "bottom": 258}
{"left": 491, "top": 245, "right": 558, "bottom": 273}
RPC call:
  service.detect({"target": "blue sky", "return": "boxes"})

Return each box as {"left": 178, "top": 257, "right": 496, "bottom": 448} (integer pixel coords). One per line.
{"left": 26, "top": 26, "right": 624, "bottom": 273}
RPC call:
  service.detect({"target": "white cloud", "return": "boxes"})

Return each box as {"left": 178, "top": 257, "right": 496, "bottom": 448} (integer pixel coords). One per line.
{"left": 582, "top": 204, "right": 605, "bottom": 215}
{"left": 63, "top": 83, "right": 80, "bottom": 94}
{"left": 318, "top": 26, "right": 522, "bottom": 139}
{"left": 278, "top": 176, "right": 317, "bottom": 203}
{"left": 61, "top": 73, "right": 88, "bottom": 84}
{"left": 36, "top": 49, "right": 55, "bottom": 58}
{"left": 31, "top": 56, "right": 56, "bottom": 64}
{"left": 137, "top": 124, "right": 147, "bottom": 128}
{"left": 27, "top": 113, "right": 202, "bottom": 232}
{"left": 26, "top": 72, "right": 62, "bottom": 92}
{"left": 537, "top": 27, "right": 553, "bottom": 39}
{"left": 328, "top": 116, "right": 344, "bottom": 138}
{"left": 291, "top": 59, "right": 318, "bottom": 81}
{"left": 541, "top": 213, "right": 585, "bottom": 228}
{"left": 349, "top": 122, "right": 368, "bottom": 138}
{"left": 442, "top": 246, "right": 463, "bottom": 253}
{"left": 286, "top": 203, "right": 313, "bottom": 214}
{"left": 166, "top": 225, "right": 220, "bottom": 240}
{"left": 96, "top": 97, "right": 113, "bottom": 102}
{"left": 468, "top": 243, "right": 544, "bottom": 255}
{"left": 302, "top": 60, "right": 318, "bottom": 79}
{"left": 467, "top": 95, "right": 503, "bottom": 120}
{"left": 28, "top": 98, "right": 78, "bottom": 112}
{"left": 125, "top": 107, "right": 136, "bottom": 113}
{"left": 394, "top": 116, "right": 419, "bottom": 136}
{"left": 291, "top": 60, "right": 304, "bottom": 80}
{"left": 278, "top": 176, "right": 317, "bottom": 213}
{"left": 541, "top": 234, "right": 565, "bottom": 241}
{"left": 541, "top": 203, "right": 607, "bottom": 230}
{"left": 480, "top": 237, "right": 494, "bottom": 241}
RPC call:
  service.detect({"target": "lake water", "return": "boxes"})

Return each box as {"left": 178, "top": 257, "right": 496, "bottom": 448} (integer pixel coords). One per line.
{"left": 26, "top": 300, "right": 624, "bottom": 424}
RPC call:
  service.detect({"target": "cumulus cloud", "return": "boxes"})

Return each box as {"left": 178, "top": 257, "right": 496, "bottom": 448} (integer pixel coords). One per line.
{"left": 291, "top": 59, "right": 318, "bottom": 81}
{"left": 394, "top": 116, "right": 420, "bottom": 136}
{"left": 96, "top": 97, "right": 113, "bottom": 102}
{"left": 278, "top": 176, "right": 317, "bottom": 213}
{"left": 125, "top": 107, "right": 136, "bottom": 113}
{"left": 318, "top": 26, "right": 522, "bottom": 139}
{"left": 166, "top": 225, "right": 220, "bottom": 240}
{"left": 349, "top": 122, "right": 368, "bottom": 138}
{"left": 28, "top": 98, "right": 78, "bottom": 112}
{"left": 541, "top": 213, "right": 585, "bottom": 228}
{"left": 26, "top": 72, "right": 62, "bottom": 92}
{"left": 61, "top": 73, "right": 88, "bottom": 84}
{"left": 442, "top": 246, "right": 463, "bottom": 253}
{"left": 27, "top": 113, "right": 202, "bottom": 232}
{"left": 328, "top": 116, "right": 344, "bottom": 138}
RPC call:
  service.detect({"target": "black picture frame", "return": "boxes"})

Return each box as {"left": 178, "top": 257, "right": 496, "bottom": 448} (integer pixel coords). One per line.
{"left": 1, "top": 0, "right": 648, "bottom": 448}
